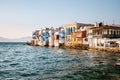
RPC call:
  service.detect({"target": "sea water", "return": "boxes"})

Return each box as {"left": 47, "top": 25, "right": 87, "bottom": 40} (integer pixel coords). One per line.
{"left": 0, "top": 42, "right": 120, "bottom": 80}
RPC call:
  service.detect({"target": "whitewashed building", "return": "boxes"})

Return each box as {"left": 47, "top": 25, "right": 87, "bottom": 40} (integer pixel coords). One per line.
{"left": 88, "top": 23, "right": 120, "bottom": 48}
{"left": 54, "top": 31, "right": 59, "bottom": 47}
{"left": 48, "top": 27, "right": 55, "bottom": 47}
{"left": 59, "top": 27, "right": 65, "bottom": 46}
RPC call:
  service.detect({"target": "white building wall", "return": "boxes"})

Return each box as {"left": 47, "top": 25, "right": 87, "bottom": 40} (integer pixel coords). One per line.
{"left": 49, "top": 30, "right": 54, "bottom": 47}
{"left": 54, "top": 32, "right": 59, "bottom": 47}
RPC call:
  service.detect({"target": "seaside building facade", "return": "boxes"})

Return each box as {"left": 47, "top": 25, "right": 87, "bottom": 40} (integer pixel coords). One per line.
{"left": 53, "top": 27, "right": 66, "bottom": 47}
{"left": 88, "top": 23, "right": 120, "bottom": 48}
{"left": 71, "top": 31, "right": 83, "bottom": 45}
{"left": 30, "top": 22, "right": 120, "bottom": 51}
{"left": 41, "top": 28, "right": 50, "bottom": 46}
{"left": 54, "top": 30, "right": 59, "bottom": 47}
{"left": 48, "top": 27, "right": 55, "bottom": 47}
{"left": 59, "top": 27, "right": 66, "bottom": 46}
{"left": 65, "top": 22, "right": 94, "bottom": 46}
{"left": 65, "top": 23, "right": 76, "bottom": 46}
{"left": 31, "top": 26, "right": 65, "bottom": 47}
{"left": 31, "top": 30, "right": 41, "bottom": 46}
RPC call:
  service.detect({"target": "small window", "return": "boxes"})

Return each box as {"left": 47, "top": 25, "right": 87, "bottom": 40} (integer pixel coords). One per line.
{"left": 56, "top": 35, "right": 59, "bottom": 39}
{"left": 85, "top": 38, "right": 88, "bottom": 41}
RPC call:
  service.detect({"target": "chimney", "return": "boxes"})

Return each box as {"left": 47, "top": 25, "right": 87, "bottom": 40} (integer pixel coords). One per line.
{"left": 99, "top": 22, "right": 103, "bottom": 27}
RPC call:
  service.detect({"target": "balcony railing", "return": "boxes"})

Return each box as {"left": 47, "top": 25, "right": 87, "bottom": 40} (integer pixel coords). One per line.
{"left": 102, "top": 34, "right": 120, "bottom": 38}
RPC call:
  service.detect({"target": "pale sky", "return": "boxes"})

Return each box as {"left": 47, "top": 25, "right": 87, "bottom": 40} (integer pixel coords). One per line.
{"left": 0, "top": 0, "right": 120, "bottom": 38}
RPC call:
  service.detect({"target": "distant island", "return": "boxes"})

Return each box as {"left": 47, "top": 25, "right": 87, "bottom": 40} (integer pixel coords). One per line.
{"left": 0, "top": 36, "right": 31, "bottom": 42}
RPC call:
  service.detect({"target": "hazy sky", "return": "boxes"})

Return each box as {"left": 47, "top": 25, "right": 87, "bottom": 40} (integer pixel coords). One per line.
{"left": 0, "top": 0, "right": 120, "bottom": 38}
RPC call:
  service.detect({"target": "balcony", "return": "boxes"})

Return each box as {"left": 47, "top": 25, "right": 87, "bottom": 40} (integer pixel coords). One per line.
{"left": 102, "top": 34, "right": 120, "bottom": 38}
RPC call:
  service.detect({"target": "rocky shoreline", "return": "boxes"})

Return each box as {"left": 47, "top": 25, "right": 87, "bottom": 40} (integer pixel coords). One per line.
{"left": 60, "top": 44, "right": 89, "bottom": 50}
{"left": 89, "top": 47, "right": 120, "bottom": 53}
{"left": 27, "top": 42, "right": 120, "bottom": 53}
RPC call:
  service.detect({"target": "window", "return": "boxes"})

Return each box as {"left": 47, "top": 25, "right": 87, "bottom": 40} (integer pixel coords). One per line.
{"left": 56, "top": 35, "right": 59, "bottom": 39}
{"left": 107, "top": 30, "right": 109, "bottom": 35}
{"left": 74, "top": 38, "right": 76, "bottom": 42}
{"left": 114, "top": 30, "right": 116, "bottom": 35}
{"left": 85, "top": 38, "right": 88, "bottom": 41}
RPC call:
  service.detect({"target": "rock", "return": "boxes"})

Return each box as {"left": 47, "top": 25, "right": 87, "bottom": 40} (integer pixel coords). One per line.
{"left": 115, "top": 63, "right": 120, "bottom": 66}
{"left": 99, "top": 61, "right": 106, "bottom": 64}
{"left": 117, "top": 59, "right": 120, "bottom": 62}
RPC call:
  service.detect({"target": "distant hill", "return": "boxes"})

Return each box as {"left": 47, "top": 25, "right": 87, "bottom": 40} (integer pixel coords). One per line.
{"left": 0, "top": 36, "right": 31, "bottom": 42}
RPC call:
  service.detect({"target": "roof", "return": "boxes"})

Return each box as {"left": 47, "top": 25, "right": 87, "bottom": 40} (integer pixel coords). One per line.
{"left": 90, "top": 25, "right": 120, "bottom": 30}
{"left": 65, "top": 22, "right": 94, "bottom": 28}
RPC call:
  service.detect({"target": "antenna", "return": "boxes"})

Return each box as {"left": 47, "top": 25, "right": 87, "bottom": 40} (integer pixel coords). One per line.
{"left": 103, "top": 21, "right": 104, "bottom": 25}
{"left": 113, "top": 20, "right": 114, "bottom": 25}
{"left": 105, "top": 21, "right": 108, "bottom": 25}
